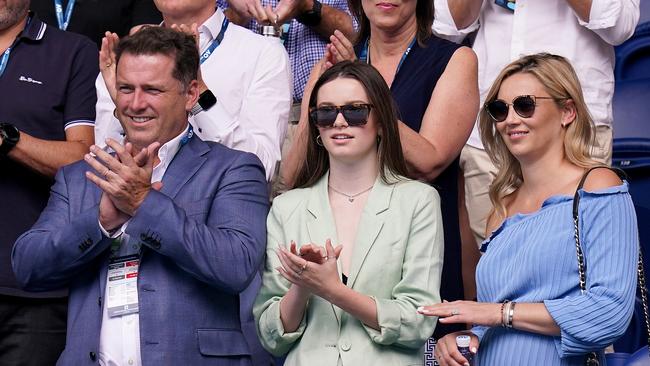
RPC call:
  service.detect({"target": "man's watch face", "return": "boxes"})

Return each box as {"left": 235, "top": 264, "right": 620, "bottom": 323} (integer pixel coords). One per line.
{"left": 198, "top": 90, "right": 217, "bottom": 110}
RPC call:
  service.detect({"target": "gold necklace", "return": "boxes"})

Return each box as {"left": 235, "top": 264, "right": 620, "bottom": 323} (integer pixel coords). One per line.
{"left": 328, "top": 184, "right": 374, "bottom": 203}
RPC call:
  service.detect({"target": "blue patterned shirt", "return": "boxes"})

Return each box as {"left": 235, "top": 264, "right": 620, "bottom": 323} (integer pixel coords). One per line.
{"left": 216, "top": 0, "right": 351, "bottom": 100}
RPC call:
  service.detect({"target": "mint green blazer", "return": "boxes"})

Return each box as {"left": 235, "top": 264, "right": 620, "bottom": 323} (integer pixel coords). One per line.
{"left": 254, "top": 173, "right": 444, "bottom": 366}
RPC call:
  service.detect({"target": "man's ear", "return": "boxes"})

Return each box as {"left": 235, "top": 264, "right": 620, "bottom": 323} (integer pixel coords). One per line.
{"left": 561, "top": 99, "right": 577, "bottom": 127}
{"left": 185, "top": 80, "right": 200, "bottom": 111}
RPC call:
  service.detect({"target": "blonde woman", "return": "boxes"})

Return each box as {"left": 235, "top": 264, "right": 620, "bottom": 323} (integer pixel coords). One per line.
{"left": 418, "top": 53, "right": 639, "bottom": 366}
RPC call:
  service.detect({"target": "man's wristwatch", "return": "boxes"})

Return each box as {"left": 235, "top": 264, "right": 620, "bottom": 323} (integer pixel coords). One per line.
{"left": 0, "top": 123, "right": 20, "bottom": 156}
{"left": 296, "top": 0, "right": 322, "bottom": 27}
{"left": 190, "top": 89, "right": 217, "bottom": 115}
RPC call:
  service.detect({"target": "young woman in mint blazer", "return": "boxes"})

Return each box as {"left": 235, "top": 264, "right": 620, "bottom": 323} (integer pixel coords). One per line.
{"left": 254, "top": 61, "right": 445, "bottom": 365}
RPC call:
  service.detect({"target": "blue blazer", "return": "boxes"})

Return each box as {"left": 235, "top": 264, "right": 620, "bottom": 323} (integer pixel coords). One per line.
{"left": 12, "top": 137, "right": 269, "bottom": 366}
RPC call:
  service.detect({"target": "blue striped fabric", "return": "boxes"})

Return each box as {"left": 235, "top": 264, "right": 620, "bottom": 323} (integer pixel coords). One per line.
{"left": 472, "top": 183, "right": 638, "bottom": 365}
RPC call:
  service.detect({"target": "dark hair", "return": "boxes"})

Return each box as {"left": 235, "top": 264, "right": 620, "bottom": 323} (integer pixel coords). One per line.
{"left": 115, "top": 26, "right": 199, "bottom": 90}
{"left": 294, "top": 61, "right": 409, "bottom": 188}
{"left": 348, "top": 0, "right": 433, "bottom": 46}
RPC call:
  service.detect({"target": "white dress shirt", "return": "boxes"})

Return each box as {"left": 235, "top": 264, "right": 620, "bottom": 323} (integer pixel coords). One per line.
{"left": 433, "top": 0, "right": 640, "bottom": 148}
{"left": 98, "top": 125, "right": 190, "bottom": 366}
{"left": 95, "top": 8, "right": 292, "bottom": 180}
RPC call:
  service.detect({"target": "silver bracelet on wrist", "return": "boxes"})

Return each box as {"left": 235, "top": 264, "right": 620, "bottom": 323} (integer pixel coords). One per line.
{"left": 505, "top": 301, "right": 516, "bottom": 328}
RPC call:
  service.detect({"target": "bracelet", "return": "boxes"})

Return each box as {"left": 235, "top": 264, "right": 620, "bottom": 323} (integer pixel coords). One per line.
{"left": 506, "top": 301, "right": 516, "bottom": 328}
{"left": 501, "top": 300, "right": 509, "bottom": 327}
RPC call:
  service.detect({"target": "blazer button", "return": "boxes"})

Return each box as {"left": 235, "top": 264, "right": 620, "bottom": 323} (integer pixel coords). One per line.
{"left": 340, "top": 341, "right": 351, "bottom": 351}
{"left": 89, "top": 351, "right": 97, "bottom": 361}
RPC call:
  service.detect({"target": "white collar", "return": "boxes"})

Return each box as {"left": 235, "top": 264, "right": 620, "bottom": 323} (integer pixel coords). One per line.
{"left": 198, "top": 8, "right": 226, "bottom": 46}
{"left": 152, "top": 124, "right": 190, "bottom": 182}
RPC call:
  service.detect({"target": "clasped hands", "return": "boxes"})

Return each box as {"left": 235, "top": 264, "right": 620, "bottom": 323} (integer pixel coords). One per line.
{"left": 275, "top": 239, "right": 343, "bottom": 299}
{"left": 228, "top": 0, "right": 311, "bottom": 28}
{"left": 84, "top": 138, "right": 161, "bottom": 231}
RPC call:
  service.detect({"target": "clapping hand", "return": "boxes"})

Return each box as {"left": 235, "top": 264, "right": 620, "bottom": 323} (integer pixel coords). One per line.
{"left": 99, "top": 32, "right": 120, "bottom": 104}
{"left": 85, "top": 139, "right": 162, "bottom": 225}
{"left": 327, "top": 30, "right": 356, "bottom": 63}
{"left": 276, "top": 239, "right": 343, "bottom": 298}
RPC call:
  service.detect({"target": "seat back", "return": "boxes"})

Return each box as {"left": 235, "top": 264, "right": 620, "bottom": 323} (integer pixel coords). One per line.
{"left": 612, "top": 79, "right": 650, "bottom": 140}
{"left": 612, "top": 138, "right": 650, "bottom": 353}
{"left": 615, "top": 22, "right": 650, "bottom": 81}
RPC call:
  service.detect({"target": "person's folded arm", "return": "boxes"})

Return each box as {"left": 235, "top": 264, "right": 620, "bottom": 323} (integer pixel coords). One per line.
{"left": 433, "top": 0, "right": 483, "bottom": 39}
{"left": 399, "top": 46, "right": 478, "bottom": 182}
{"left": 544, "top": 188, "right": 638, "bottom": 357}
{"left": 570, "top": 0, "right": 640, "bottom": 46}
{"left": 8, "top": 37, "right": 97, "bottom": 177}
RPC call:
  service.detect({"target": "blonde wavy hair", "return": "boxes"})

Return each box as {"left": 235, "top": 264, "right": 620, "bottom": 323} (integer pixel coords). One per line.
{"left": 479, "top": 53, "right": 600, "bottom": 220}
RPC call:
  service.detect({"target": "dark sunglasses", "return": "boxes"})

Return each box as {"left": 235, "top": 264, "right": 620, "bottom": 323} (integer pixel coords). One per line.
{"left": 485, "top": 95, "right": 557, "bottom": 122}
{"left": 309, "top": 103, "right": 373, "bottom": 128}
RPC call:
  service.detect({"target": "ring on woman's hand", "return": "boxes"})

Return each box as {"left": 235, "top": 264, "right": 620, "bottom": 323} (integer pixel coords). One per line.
{"left": 272, "top": 13, "right": 279, "bottom": 26}
{"left": 105, "top": 62, "right": 112, "bottom": 68}
{"left": 297, "top": 261, "right": 308, "bottom": 275}
{"left": 451, "top": 309, "right": 460, "bottom": 316}
{"left": 322, "top": 255, "right": 329, "bottom": 261}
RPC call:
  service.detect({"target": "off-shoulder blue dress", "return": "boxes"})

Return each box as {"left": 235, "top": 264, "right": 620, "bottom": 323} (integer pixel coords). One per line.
{"left": 473, "top": 183, "right": 638, "bottom": 365}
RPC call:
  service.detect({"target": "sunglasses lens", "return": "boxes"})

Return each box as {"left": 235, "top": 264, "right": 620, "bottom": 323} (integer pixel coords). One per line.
{"left": 311, "top": 107, "right": 338, "bottom": 127}
{"left": 513, "top": 96, "right": 536, "bottom": 118}
{"left": 487, "top": 100, "right": 509, "bottom": 122}
{"left": 341, "top": 105, "right": 370, "bottom": 126}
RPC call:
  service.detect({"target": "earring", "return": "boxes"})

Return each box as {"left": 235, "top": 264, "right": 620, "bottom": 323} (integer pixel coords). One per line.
{"left": 316, "top": 135, "right": 323, "bottom": 146}
{"left": 561, "top": 123, "right": 566, "bottom": 128}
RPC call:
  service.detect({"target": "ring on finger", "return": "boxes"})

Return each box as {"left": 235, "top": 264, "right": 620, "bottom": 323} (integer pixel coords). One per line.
{"left": 451, "top": 308, "right": 460, "bottom": 316}
{"left": 272, "top": 13, "right": 279, "bottom": 26}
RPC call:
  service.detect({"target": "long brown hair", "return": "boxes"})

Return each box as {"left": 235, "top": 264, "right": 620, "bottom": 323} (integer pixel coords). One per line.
{"left": 348, "top": 0, "right": 433, "bottom": 46}
{"left": 294, "top": 61, "right": 409, "bottom": 188}
{"left": 479, "top": 53, "right": 599, "bottom": 219}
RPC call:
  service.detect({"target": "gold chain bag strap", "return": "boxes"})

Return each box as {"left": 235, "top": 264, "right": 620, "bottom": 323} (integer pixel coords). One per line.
{"left": 572, "top": 167, "right": 650, "bottom": 366}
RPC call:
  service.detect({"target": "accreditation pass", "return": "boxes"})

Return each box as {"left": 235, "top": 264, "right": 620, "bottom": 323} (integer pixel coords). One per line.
{"left": 107, "top": 254, "right": 140, "bottom": 317}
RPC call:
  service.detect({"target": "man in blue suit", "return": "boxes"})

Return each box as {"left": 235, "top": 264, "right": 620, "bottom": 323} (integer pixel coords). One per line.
{"left": 11, "top": 26, "right": 269, "bottom": 365}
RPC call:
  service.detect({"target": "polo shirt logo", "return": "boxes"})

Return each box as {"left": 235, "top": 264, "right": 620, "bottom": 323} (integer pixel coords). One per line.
{"left": 19, "top": 76, "right": 43, "bottom": 85}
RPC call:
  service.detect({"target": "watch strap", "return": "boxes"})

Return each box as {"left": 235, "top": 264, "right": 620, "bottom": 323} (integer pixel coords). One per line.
{"left": 190, "top": 102, "right": 204, "bottom": 116}
{"left": 0, "top": 123, "right": 19, "bottom": 156}
{"left": 296, "top": 0, "right": 322, "bottom": 26}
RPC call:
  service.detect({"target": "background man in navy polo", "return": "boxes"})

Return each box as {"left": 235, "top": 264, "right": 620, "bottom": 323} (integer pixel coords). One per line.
{"left": 0, "top": 0, "right": 97, "bottom": 364}
{"left": 30, "top": 0, "right": 162, "bottom": 48}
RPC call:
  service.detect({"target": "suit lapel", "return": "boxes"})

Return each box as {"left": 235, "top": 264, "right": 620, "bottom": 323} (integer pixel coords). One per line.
{"left": 346, "top": 177, "right": 393, "bottom": 289}
{"left": 304, "top": 174, "right": 345, "bottom": 324}
{"left": 306, "top": 174, "right": 395, "bottom": 322}
{"left": 160, "top": 137, "right": 210, "bottom": 198}
{"left": 306, "top": 173, "right": 338, "bottom": 249}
